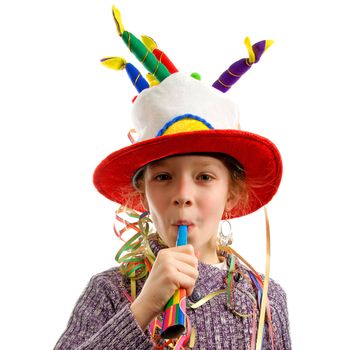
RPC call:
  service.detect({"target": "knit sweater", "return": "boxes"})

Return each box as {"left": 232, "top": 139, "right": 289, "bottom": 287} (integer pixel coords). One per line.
{"left": 54, "top": 237, "right": 291, "bottom": 349}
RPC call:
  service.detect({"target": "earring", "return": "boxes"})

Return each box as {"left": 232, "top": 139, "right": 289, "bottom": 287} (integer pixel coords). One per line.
{"left": 219, "top": 211, "right": 233, "bottom": 246}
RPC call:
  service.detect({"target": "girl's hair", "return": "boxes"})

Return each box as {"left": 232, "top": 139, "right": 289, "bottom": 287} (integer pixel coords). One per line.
{"left": 131, "top": 152, "right": 251, "bottom": 215}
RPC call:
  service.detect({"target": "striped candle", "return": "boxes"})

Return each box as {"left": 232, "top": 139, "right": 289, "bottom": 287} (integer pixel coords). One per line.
{"left": 121, "top": 31, "right": 171, "bottom": 82}
{"left": 100, "top": 57, "right": 150, "bottom": 93}
{"left": 212, "top": 37, "right": 273, "bottom": 93}
{"left": 111, "top": 6, "right": 170, "bottom": 82}
{"left": 141, "top": 35, "right": 178, "bottom": 74}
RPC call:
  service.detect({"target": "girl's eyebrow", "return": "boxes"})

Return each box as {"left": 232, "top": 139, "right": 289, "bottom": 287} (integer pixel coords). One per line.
{"left": 148, "top": 160, "right": 167, "bottom": 169}
{"left": 196, "top": 161, "right": 221, "bottom": 168}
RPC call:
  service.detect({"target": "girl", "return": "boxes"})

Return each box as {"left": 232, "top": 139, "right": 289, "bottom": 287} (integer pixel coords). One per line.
{"left": 54, "top": 6, "right": 290, "bottom": 350}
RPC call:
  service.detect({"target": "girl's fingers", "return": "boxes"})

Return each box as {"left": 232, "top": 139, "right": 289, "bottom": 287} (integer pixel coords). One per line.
{"left": 169, "top": 253, "right": 198, "bottom": 269}
{"left": 135, "top": 245, "right": 200, "bottom": 318}
{"left": 166, "top": 244, "right": 195, "bottom": 255}
{"left": 156, "top": 259, "right": 198, "bottom": 296}
{"left": 170, "top": 259, "right": 199, "bottom": 280}
{"left": 172, "top": 271, "right": 197, "bottom": 296}
{"left": 157, "top": 246, "right": 198, "bottom": 268}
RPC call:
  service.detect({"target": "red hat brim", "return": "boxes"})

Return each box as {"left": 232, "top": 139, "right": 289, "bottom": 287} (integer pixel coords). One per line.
{"left": 93, "top": 129, "right": 282, "bottom": 218}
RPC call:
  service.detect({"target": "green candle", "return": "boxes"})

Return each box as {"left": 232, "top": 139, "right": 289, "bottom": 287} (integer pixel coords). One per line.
{"left": 112, "top": 6, "right": 170, "bottom": 82}
{"left": 121, "top": 31, "right": 170, "bottom": 82}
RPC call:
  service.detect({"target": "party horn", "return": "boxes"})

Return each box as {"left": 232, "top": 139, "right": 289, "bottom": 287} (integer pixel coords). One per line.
{"left": 161, "top": 225, "right": 188, "bottom": 338}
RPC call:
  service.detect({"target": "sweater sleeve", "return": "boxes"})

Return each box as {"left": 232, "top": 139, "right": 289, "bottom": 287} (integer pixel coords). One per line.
{"left": 268, "top": 279, "right": 292, "bottom": 350}
{"left": 53, "top": 271, "right": 154, "bottom": 350}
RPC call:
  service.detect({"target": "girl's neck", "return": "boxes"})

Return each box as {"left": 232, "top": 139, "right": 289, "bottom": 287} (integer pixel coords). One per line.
{"left": 198, "top": 246, "right": 221, "bottom": 264}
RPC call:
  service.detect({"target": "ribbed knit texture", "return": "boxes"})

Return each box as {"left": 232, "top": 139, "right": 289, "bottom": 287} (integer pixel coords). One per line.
{"left": 54, "top": 238, "right": 291, "bottom": 349}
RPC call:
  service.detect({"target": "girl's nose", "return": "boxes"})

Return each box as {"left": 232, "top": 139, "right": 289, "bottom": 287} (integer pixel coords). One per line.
{"left": 173, "top": 197, "right": 192, "bottom": 207}
{"left": 172, "top": 177, "right": 193, "bottom": 207}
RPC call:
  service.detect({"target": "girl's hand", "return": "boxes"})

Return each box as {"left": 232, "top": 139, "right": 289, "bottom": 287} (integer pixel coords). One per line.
{"left": 130, "top": 244, "right": 199, "bottom": 330}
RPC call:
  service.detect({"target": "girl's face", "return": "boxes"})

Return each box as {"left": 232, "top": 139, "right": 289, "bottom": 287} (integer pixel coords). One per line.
{"left": 142, "top": 155, "right": 235, "bottom": 263}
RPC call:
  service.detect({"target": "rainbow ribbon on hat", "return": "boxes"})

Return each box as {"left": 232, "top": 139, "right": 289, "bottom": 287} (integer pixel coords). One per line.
{"left": 161, "top": 225, "right": 188, "bottom": 339}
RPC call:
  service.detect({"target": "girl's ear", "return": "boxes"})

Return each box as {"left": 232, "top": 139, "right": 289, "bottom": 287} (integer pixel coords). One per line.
{"left": 225, "top": 195, "right": 236, "bottom": 212}
{"left": 141, "top": 193, "right": 149, "bottom": 211}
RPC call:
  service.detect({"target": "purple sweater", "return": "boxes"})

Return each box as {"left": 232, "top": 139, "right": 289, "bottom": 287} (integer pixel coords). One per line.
{"left": 54, "top": 238, "right": 291, "bottom": 349}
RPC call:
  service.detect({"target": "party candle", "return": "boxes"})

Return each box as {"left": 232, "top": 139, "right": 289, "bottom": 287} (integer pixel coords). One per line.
{"left": 212, "top": 37, "right": 273, "bottom": 93}
{"left": 100, "top": 57, "right": 150, "bottom": 93}
{"left": 146, "top": 73, "right": 160, "bottom": 87}
{"left": 141, "top": 35, "right": 179, "bottom": 74}
{"left": 112, "top": 6, "right": 171, "bottom": 82}
{"left": 161, "top": 225, "right": 188, "bottom": 339}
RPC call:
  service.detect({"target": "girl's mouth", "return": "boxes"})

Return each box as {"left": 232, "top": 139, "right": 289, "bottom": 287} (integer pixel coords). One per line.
{"left": 173, "top": 221, "right": 195, "bottom": 233}
{"left": 174, "top": 220, "right": 193, "bottom": 226}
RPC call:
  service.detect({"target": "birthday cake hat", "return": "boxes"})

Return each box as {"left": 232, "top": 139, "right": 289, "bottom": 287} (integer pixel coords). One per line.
{"left": 93, "top": 5, "right": 282, "bottom": 219}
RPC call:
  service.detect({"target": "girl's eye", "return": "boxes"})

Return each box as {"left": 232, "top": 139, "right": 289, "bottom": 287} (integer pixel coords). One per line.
{"left": 154, "top": 173, "right": 171, "bottom": 181}
{"left": 198, "top": 174, "right": 213, "bottom": 181}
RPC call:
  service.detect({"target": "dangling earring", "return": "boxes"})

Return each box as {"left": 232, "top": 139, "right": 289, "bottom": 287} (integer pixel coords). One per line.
{"left": 219, "top": 211, "right": 233, "bottom": 246}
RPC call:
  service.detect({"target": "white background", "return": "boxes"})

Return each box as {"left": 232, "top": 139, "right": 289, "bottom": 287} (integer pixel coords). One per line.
{"left": 1, "top": 0, "right": 349, "bottom": 349}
